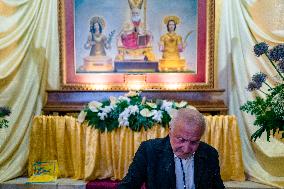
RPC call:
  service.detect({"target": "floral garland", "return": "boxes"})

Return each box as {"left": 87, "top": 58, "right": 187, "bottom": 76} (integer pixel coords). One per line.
{"left": 0, "top": 106, "right": 11, "bottom": 129}
{"left": 78, "top": 91, "right": 194, "bottom": 132}
{"left": 240, "top": 42, "right": 284, "bottom": 141}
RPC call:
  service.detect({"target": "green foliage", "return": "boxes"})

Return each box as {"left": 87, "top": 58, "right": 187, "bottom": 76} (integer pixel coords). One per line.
{"left": 78, "top": 91, "right": 191, "bottom": 132}
{"left": 240, "top": 42, "right": 284, "bottom": 141}
{"left": 240, "top": 84, "right": 284, "bottom": 141}
{"left": 0, "top": 118, "right": 9, "bottom": 129}
{"left": 0, "top": 106, "right": 11, "bottom": 129}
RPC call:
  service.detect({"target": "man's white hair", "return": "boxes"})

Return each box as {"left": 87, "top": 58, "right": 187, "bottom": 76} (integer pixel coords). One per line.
{"left": 170, "top": 108, "right": 206, "bottom": 133}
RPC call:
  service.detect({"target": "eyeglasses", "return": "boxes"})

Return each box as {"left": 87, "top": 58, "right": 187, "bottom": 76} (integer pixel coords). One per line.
{"left": 174, "top": 136, "right": 200, "bottom": 146}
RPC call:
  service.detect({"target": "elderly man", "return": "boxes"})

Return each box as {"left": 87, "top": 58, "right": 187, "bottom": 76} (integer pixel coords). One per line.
{"left": 118, "top": 108, "right": 225, "bottom": 189}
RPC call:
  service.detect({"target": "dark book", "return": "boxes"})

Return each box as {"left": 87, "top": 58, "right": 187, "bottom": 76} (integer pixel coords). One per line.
{"left": 138, "top": 34, "right": 147, "bottom": 46}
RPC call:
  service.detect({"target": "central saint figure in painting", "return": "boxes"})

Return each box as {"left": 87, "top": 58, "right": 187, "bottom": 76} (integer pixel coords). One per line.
{"left": 116, "top": 0, "right": 155, "bottom": 61}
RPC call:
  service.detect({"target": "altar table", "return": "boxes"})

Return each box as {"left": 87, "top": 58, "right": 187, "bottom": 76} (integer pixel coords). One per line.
{"left": 28, "top": 115, "right": 245, "bottom": 181}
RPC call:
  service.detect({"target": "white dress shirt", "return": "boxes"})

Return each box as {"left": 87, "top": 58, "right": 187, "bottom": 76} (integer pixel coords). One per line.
{"left": 174, "top": 154, "right": 195, "bottom": 189}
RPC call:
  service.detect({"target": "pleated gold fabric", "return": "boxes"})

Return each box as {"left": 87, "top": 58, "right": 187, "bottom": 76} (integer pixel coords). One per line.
{"left": 0, "top": 0, "right": 59, "bottom": 183}
{"left": 28, "top": 115, "right": 245, "bottom": 181}
{"left": 218, "top": 0, "right": 284, "bottom": 187}
{"left": 2, "top": 0, "right": 284, "bottom": 186}
{"left": 202, "top": 115, "right": 245, "bottom": 181}
{"left": 29, "top": 116, "right": 85, "bottom": 179}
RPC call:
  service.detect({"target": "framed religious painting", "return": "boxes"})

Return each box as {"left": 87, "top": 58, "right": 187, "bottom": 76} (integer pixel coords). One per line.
{"left": 58, "top": 0, "right": 216, "bottom": 90}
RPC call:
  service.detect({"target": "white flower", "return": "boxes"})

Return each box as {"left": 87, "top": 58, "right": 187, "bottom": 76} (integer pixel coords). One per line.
{"left": 119, "top": 119, "right": 129, "bottom": 127}
{"left": 146, "top": 102, "right": 157, "bottom": 109}
{"left": 118, "top": 96, "right": 130, "bottom": 103}
{"left": 161, "top": 100, "right": 173, "bottom": 110}
{"left": 118, "top": 105, "right": 139, "bottom": 126}
{"left": 125, "top": 91, "right": 139, "bottom": 97}
{"left": 152, "top": 110, "right": 163, "bottom": 123}
{"left": 77, "top": 111, "right": 87, "bottom": 123}
{"left": 174, "top": 101, "right": 188, "bottom": 108}
{"left": 159, "top": 100, "right": 175, "bottom": 118}
{"left": 128, "top": 105, "right": 139, "bottom": 114}
{"left": 88, "top": 101, "right": 102, "bottom": 112}
{"left": 167, "top": 108, "right": 178, "bottom": 118}
{"left": 98, "top": 112, "right": 108, "bottom": 120}
{"left": 122, "top": 108, "right": 130, "bottom": 115}
{"left": 118, "top": 112, "right": 130, "bottom": 127}
{"left": 100, "top": 105, "right": 113, "bottom": 114}
{"left": 109, "top": 96, "right": 117, "bottom": 105}
{"left": 140, "top": 108, "right": 154, "bottom": 117}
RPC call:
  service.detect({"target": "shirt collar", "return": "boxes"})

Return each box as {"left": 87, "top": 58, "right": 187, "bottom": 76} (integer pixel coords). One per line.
{"left": 174, "top": 153, "right": 195, "bottom": 161}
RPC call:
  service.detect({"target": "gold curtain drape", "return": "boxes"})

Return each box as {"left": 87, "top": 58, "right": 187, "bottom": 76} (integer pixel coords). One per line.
{"left": 217, "top": 0, "right": 284, "bottom": 187}
{"left": 1, "top": 0, "right": 283, "bottom": 187}
{"left": 28, "top": 115, "right": 245, "bottom": 181}
{"left": 0, "top": 0, "right": 59, "bottom": 182}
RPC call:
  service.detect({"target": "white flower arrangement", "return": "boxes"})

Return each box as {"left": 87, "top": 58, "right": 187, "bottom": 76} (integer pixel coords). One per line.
{"left": 78, "top": 91, "right": 195, "bottom": 132}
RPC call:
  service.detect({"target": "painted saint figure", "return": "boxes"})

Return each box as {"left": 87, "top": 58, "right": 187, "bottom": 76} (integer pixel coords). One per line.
{"left": 120, "top": 7, "right": 151, "bottom": 49}
{"left": 116, "top": 0, "right": 155, "bottom": 61}
{"left": 159, "top": 16, "right": 187, "bottom": 71}
{"left": 85, "top": 19, "right": 109, "bottom": 56}
{"left": 82, "top": 16, "right": 114, "bottom": 72}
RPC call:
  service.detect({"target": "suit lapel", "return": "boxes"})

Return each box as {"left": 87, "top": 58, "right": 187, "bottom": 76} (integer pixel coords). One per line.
{"left": 194, "top": 143, "right": 207, "bottom": 188}
{"left": 157, "top": 137, "right": 211, "bottom": 188}
{"left": 156, "top": 136, "right": 176, "bottom": 189}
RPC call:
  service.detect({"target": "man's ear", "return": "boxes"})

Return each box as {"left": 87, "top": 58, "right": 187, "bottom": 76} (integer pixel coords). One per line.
{"left": 169, "top": 127, "right": 172, "bottom": 137}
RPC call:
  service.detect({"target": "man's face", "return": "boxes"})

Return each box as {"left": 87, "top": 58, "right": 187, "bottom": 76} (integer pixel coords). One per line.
{"left": 131, "top": 9, "right": 141, "bottom": 22}
{"left": 169, "top": 119, "right": 203, "bottom": 159}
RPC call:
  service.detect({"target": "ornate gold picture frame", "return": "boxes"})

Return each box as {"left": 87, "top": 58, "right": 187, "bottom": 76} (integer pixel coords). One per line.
{"left": 58, "top": 0, "right": 215, "bottom": 91}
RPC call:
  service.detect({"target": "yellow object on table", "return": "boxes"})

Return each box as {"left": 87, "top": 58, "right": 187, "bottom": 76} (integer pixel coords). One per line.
{"left": 28, "top": 115, "right": 245, "bottom": 181}
{"left": 28, "top": 160, "right": 58, "bottom": 183}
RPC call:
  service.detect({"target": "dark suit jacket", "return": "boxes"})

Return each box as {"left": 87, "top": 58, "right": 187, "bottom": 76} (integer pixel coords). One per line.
{"left": 118, "top": 136, "right": 225, "bottom": 189}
